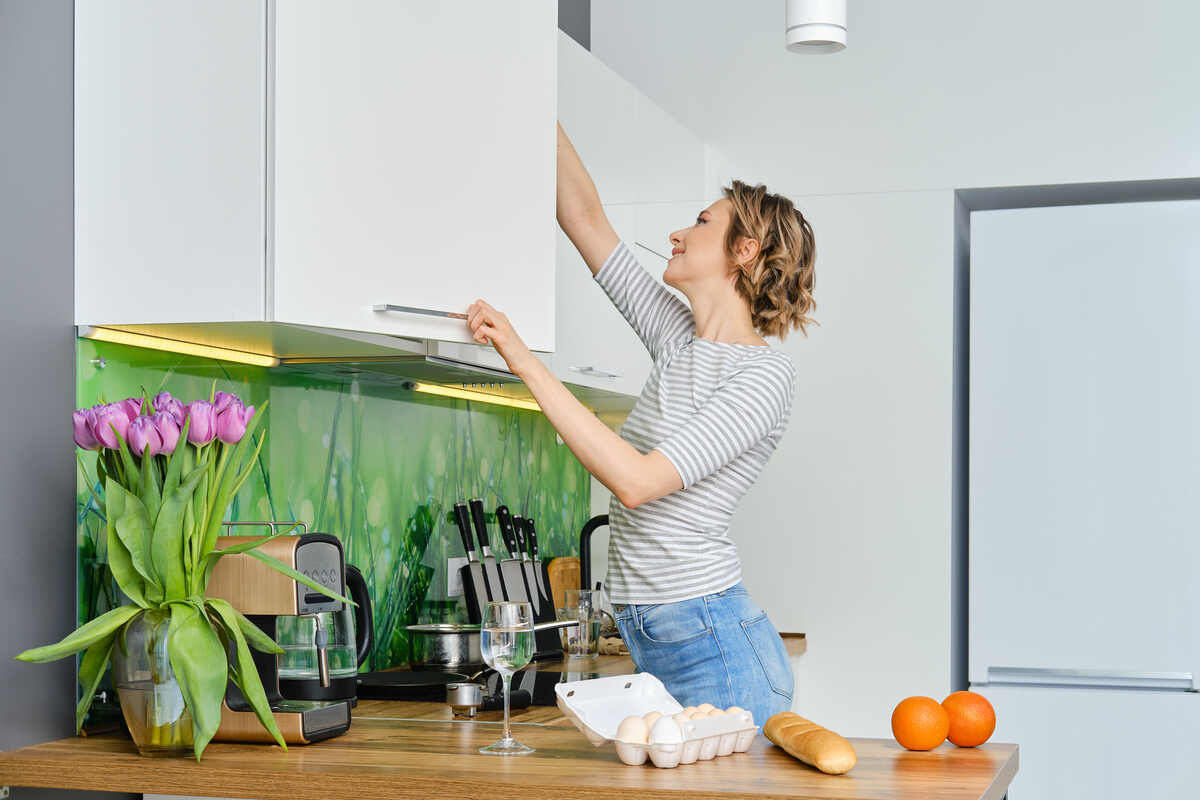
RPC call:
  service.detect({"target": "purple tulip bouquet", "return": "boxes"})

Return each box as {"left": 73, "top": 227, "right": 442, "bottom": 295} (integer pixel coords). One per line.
{"left": 17, "top": 390, "right": 347, "bottom": 759}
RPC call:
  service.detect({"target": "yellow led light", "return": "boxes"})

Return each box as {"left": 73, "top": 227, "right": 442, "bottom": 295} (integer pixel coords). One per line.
{"left": 408, "top": 381, "right": 541, "bottom": 412}
{"left": 81, "top": 326, "right": 280, "bottom": 368}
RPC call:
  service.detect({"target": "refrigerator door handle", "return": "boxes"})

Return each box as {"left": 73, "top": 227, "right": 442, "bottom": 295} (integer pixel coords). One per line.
{"left": 986, "top": 667, "right": 1196, "bottom": 692}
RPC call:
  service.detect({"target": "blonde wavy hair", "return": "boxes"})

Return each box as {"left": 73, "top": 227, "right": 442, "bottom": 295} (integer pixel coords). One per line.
{"left": 722, "top": 180, "right": 817, "bottom": 339}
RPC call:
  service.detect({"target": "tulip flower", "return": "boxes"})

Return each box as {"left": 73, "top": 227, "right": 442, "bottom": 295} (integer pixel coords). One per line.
{"left": 185, "top": 401, "right": 217, "bottom": 445}
{"left": 121, "top": 397, "right": 144, "bottom": 420}
{"left": 152, "top": 411, "right": 181, "bottom": 454}
{"left": 127, "top": 415, "right": 163, "bottom": 457}
{"left": 213, "top": 391, "right": 237, "bottom": 414}
{"left": 153, "top": 391, "right": 187, "bottom": 425}
{"left": 90, "top": 402, "right": 133, "bottom": 450}
{"left": 73, "top": 408, "right": 101, "bottom": 450}
{"left": 215, "top": 397, "right": 256, "bottom": 445}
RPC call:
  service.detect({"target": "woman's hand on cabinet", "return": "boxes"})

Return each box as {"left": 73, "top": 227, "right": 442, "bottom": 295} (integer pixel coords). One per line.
{"left": 466, "top": 300, "right": 536, "bottom": 377}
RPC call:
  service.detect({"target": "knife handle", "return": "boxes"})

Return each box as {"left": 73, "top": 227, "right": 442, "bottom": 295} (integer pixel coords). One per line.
{"left": 468, "top": 498, "right": 490, "bottom": 553}
{"left": 525, "top": 518, "right": 539, "bottom": 559}
{"left": 512, "top": 515, "right": 527, "bottom": 558}
{"left": 453, "top": 502, "right": 477, "bottom": 561}
{"left": 496, "top": 505, "right": 516, "bottom": 555}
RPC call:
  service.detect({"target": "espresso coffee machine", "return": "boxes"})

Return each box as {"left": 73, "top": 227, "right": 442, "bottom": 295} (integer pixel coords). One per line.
{"left": 206, "top": 528, "right": 353, "bottom": 744}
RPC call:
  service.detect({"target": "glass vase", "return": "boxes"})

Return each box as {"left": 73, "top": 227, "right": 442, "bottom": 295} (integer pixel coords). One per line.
{"left": 111, "top": 609, "right": 194, "bottom": 757}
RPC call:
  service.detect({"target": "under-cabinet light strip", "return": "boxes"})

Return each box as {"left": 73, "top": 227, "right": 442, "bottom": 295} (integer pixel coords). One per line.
{"left": 79, "top": 326, "right": 280, "bottom": 368}
{"left": 408, "top": 381, "right": 541, "bottom": 413}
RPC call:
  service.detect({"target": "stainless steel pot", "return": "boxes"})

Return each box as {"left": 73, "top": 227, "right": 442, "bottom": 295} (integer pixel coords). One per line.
{"left": 406, "top": 619, "right": 577, "bottom": 671}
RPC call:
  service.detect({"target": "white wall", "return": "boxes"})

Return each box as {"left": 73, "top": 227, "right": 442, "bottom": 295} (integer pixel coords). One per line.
{"left": 591, "top": 0, "right": 1200, "bottom": 197}
{"left": 737, "top": 190, "right": 956, "bottom": 736}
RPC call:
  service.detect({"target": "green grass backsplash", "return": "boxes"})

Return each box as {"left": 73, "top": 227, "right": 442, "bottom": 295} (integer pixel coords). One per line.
{"left": 77, "top": 338, "right": 591, "bottom": 669}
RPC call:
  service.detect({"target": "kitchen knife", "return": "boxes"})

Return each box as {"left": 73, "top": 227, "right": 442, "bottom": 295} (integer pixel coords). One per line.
{"left": 495, "top": 505, "right": 532, "bottom": 605}
{"left": 454, "top": 502, "right": 489, "bottom": 624}
{"left": 513, "top": 516, "right": 550, "bottom": 622}
{"left": 468, "top": 498, "right": 506, "bottom": 602}
{"left": 518, "top": 516, "right": 563, "bottom": 659}
{"left": 524, "top": 518, "right": 554, "bottom": 612}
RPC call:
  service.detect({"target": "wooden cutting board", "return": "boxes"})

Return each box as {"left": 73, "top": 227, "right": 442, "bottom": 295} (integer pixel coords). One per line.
{"left": 547, "top": 555, "right": 580, "bottom": 612}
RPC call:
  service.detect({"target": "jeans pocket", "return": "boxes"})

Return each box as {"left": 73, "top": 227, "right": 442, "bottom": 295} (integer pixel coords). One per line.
{"left": 638, "top": 599, "right": 713, "bottom": 645}
{"left": 740, "top": 613, "right": 794, "bottom": 700}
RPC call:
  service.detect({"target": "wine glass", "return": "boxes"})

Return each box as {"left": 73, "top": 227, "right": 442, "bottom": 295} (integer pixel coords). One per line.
{"left": 479, "top": 601, "right": 535, "bottom": 755}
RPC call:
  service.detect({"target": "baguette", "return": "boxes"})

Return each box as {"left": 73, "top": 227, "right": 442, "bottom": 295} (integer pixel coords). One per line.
{"left": 764, "top": 712, "right": 857, "bottom": 775}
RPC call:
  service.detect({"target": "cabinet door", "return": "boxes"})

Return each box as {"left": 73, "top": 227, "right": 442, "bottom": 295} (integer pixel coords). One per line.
{"left": 272, "top": 0, "right": 556, "bottom": 350}
{"left": 552, "top": 206, "right": 653, "bottom": 397}
{"left": 75, "top": 0, "right": 266, "bottom": 325}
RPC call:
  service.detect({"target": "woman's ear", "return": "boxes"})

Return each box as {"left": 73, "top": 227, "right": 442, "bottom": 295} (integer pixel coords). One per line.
{"left": 734, "top": 236, "right": 761, "bottom": 267}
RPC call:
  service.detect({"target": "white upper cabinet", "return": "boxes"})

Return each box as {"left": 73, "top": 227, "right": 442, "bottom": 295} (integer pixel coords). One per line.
{"left": 75, "top": 1, "right": 557, "bottom": 352}
{"left": 74, "top": 0, "right": 267, "bottom": 325}
{"left": 552, "top": 34, "right": 707, "bottom": 398}
{"left": 272, "top": 1, "right": 556, "bottom": 350}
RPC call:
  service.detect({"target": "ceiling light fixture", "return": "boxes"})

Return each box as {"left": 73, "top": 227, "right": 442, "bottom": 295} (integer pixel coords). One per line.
{"left": 78, "top": 326, "right": 281, "bottom": 367}
{"left": 786, "top": 0, "right": 847, "bottom": 54}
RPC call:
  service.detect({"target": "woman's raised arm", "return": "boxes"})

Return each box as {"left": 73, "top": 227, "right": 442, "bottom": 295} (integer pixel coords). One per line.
{"left": 557, "top": 123, "right": 619, "bottom": 275}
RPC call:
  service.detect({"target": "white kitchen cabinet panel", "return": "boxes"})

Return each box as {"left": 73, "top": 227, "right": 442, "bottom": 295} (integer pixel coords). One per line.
{"left": 557, "top": 33, "right": 641, "bottom": 205}
{"left": 273, "top": 0, "right": 557, "bottom": 351}
{"left": 553, "top": 206, "right": 651, "bottom": 397}
{"left": 632, "top": 93, "right": 706, "bottom": 204}
{"left": 75, "top": 0, "right": 266, "bottom": 325}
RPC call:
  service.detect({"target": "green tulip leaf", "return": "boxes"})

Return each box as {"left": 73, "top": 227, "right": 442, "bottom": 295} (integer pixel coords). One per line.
{"left": 230, "top": 605, "right": 283, "bottom": 655}
{"left": 109, "top": 481, "right": 163, "bottom": 605}
{"left": 161, "top": 418, "right": 192, "bottom": 499}
{"left": 166, "top": 602, "right": 227, "bottom": 761}
{"left": 205, "top": 599, "right": 286, "bottom": 749}
{"left": 139, "top": 446, "right": 161, "bottom": 522}
{"left": 245, "top": 548, "right": 354, "bottom": 607}
{"left": 75, "top": 629, "right": 118, "bottom": 731}
{"left": 112, "top": 426, "right": 141, "bottom": 496}
{"left": 103, "top": 485, "right": 149, "bottom": 608}
{"left": 15, "top": 604, "right": 141, "bottom": 663}
{"left": 152, "top": 467, "right": 205, "bottom": 601}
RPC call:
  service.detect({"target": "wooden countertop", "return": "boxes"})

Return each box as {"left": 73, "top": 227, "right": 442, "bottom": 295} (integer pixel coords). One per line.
{"left": 0, "top": 653, "right": 1017, "bottom": 800}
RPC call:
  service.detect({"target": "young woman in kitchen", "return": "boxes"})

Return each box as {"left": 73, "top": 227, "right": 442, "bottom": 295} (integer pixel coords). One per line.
{"left": 465, "top": 123, "right": 816, "bottom": 727}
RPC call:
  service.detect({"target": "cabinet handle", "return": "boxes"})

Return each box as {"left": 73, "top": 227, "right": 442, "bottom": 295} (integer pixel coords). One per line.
{"left": 571, "top": 365, "right": 621, "bottom": 379}
{"left": 373, "top": 303, "right": 468, "bottom": 321}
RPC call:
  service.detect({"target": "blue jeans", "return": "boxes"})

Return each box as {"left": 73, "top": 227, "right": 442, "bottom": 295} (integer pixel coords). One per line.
{"left": 612, "top": 582, "right": 794, "bottom": 728}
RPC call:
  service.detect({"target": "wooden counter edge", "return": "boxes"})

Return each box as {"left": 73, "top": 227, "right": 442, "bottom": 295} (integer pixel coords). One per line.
{"left": 780, "top": 632, "right": 806, "bottom": 656}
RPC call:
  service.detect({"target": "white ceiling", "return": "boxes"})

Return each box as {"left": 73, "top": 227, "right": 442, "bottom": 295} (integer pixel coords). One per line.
{"left": 590, "top": 0, "right": 1200, "bottom": 196}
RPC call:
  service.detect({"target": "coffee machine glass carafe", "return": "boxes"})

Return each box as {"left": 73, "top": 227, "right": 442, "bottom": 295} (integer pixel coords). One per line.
{"left": 277, "top": 613, "right": 358, "bottom": 680}
{"left": 277, "top": 564, "right": 373, "bottom": 702}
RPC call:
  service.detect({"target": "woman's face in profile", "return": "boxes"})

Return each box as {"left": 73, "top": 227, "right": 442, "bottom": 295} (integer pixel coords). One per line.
{"left": 663, "top": 198, "right": 734, "bottom": 292}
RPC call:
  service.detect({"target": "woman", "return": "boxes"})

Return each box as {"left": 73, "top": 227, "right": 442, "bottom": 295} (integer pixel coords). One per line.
{"left": 466, "top": 123, "right": 816, "bottom": 726}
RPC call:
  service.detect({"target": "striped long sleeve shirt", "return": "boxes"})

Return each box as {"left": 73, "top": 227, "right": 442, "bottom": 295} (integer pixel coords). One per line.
{"left": 595, "top": 241, "right": 797, "bottom": 604}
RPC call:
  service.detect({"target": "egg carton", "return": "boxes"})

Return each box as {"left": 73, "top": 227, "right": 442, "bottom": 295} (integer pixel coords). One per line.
{"left": 554, "top": 673, "right": 757, "bottom": 768}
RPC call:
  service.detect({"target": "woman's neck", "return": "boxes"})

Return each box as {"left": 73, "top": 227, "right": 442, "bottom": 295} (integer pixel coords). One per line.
{"left": 684, "top": 281, "right": 767, "bottom": 346}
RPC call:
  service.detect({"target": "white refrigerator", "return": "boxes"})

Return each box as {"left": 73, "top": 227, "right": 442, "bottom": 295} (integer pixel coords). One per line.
{"left": 969, "top": 198, "right": 1200, "bottom": 799}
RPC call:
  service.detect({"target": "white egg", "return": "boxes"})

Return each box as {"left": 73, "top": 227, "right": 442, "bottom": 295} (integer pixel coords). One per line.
{"left": 687, "top": 711, "right": 706, "bottom": 720}
{"left": 648, "top": 716, "right": 684, "bottom": 745}
{"left": 616, "top": 715, "right": 649, "bottom": 744}
{"left": 705, "top": 708, "right": 726, "bottom": 717}
{"left": 725, "top": 706, "right": 746, "bottom": 715}
{"left": 683, "top": 706, "right": 697, "bottom": 714}
{"left": 643, "top": 711, "right": 664, "bottom": 728}
{"left": 696, "top": 702, "right": 716, "bottom": 713}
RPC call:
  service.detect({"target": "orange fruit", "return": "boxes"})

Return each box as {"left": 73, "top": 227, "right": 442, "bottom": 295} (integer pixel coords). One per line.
{"left": 891, "top": 696, "right": 949, "bottom": 751}
{"left": 941, "top": 691, "right": 996, "bottom": 747}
